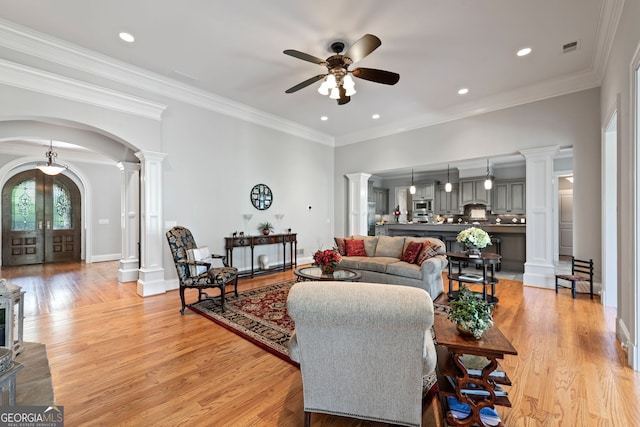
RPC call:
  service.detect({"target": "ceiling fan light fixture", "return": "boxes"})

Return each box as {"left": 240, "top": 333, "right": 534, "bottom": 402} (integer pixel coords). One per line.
{"left": 317, "top": 82, "right": 330, "bottom": 95}
{"left": 329, "top": 87, "right": 340, "bottom": 99}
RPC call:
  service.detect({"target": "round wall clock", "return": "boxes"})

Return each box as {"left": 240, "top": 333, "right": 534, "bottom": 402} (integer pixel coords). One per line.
{"left": 250, "top": 184, "right": 272, "bottom": 210}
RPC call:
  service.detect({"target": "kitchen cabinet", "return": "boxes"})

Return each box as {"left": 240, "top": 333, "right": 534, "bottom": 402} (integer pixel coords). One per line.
{"left": 459, "top": 178, "right": 491, "bottom": 206}
{"left": 435, "top": 184, "right": 459, "bottom": 214}
{"left": 493, "top": 180, "right": 526, "bottom": 214}
{"left": 412, "top": 183, "right": 435, "bottom": 200}
{"left": 372, "top": 187, "right": 389, "bottom": 214}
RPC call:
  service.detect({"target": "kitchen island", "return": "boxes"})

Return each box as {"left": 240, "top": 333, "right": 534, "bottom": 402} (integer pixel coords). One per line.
{"left": 375, "top": 223, "right": 525, "bottom": 272}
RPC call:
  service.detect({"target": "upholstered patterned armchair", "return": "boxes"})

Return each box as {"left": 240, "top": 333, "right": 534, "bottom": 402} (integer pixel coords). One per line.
{"left": 287, "top": 281, "right": 437, "bottom": 427}
{"left": 166, "top": 226, "right": 238, "bottom": 314}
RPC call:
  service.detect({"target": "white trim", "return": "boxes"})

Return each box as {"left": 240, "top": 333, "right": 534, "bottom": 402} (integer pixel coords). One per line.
{"left": 0, "top": 59, "right": 167, "bottom": 120}
{"left": 631, "top": 40, "right": 640, "bottom": 370}
{"left": 602, "top": 104, "right": 618, "bottom": 308}
{"left": 90, "top": 253, "right": 121, "bottom": 263}
{"left": 592, "top": 0, "right": 626, "bottom": 79}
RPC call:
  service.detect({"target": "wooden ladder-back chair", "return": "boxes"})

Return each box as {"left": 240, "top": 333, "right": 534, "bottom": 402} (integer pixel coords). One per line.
{"left": 555, "top": 257, "right": 594, "bottom": 299}
{"left": 166, "top": 226, "right": 238, "bottom": 314}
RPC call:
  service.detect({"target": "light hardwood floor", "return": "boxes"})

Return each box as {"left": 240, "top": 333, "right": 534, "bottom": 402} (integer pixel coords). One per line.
{"left": 1, "top": 261, "right": 639, "bottom": 426}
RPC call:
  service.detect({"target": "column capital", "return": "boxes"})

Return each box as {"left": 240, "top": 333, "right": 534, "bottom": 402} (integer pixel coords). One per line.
{"left": 135, "top": 150, "right": 167, "bottom": 163}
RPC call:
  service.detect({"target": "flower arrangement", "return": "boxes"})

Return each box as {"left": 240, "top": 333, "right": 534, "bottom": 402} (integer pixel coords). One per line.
{"left": 313, "top": 248, "right": 342, "bottom": 267}
{"left": 448, "top": 284, "right": 494, "bottom": 339}
{"left": 456, "top": 227, "right": 492, "bottom": 249}
{"left": 393, "top": 205, "right": 402, "bottom": 222}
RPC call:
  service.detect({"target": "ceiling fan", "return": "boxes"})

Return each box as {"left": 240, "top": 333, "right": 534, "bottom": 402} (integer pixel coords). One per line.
{"left": 283, "top": 34, "right": 400, "bottom": 105}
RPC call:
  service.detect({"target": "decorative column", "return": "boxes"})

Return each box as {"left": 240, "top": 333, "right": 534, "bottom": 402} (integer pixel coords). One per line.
{"left": 117, "top": 161, "right": 140, "bottom": 283}
{"left": 346, "top": 172, "right": 371, "bottom": 236}
{"left": 521, "top": 146, "right": 559, "bottom": 288}
{"left": 135, "top": 150, "right": 167, "bottom": 297}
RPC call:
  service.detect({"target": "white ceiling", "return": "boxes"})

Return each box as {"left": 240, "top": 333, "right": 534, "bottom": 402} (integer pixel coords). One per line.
{"left": 0, "top": 0, "right": 619, "bottom": 147}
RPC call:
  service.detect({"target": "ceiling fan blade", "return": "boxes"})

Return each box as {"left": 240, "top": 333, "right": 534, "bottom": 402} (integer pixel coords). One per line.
{"left": 352, "top": 68, "right": 400, "bottom": 85}
{"left": 283, "top": 49, "right": 326, "bottom": 65}
{"left": 337, "top": 86, "right": 350, "bottom": 105}
{"left": 285, "top": 74, "right": 326, "bottom": 93}
{"left": 344, "top": 34, "right": 381, "bottom": 63}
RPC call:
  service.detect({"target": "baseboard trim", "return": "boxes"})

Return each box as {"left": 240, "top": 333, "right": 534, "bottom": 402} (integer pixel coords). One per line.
{"left": 90, "top": 253, "right": 121, "bottom": 263}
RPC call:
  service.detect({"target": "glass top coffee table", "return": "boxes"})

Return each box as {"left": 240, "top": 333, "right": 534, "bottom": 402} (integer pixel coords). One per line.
{"left": 294, "top": 266, "right": 362, "bottom": 282}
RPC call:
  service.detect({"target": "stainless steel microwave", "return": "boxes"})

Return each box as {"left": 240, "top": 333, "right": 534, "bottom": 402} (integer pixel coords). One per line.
{"left": 413, "top": 199, "right": 432, "bottom": 211}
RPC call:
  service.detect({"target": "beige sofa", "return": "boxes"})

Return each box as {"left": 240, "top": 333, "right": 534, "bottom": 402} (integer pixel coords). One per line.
{"left": 287, "top": 281, "right": 437, "bottom": 427}
{"left": 337, "top": 235, "right": 447, "bottom": 300}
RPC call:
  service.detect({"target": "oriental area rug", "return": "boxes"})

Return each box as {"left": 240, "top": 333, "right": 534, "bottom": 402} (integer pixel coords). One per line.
{"left": 189, "top": 280, "right": 444, "bottom": 394}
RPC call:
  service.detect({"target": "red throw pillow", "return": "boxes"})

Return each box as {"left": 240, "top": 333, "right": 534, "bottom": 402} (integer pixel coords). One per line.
{"left": 402, "top": 241, "right": 423, "bottom": 263}
{"left": 345, "top": 239, "right": 367, "bottom": 256}
{"left": 334, "top": 237, "right": 347, "bottom": 256}
{"left": 416, "top": 241, "right": 439, "bottom": 265}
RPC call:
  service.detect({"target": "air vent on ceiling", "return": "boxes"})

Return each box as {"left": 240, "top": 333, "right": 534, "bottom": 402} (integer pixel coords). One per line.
{"left": 563, "top": 41, "right": 578, "bottom": 54}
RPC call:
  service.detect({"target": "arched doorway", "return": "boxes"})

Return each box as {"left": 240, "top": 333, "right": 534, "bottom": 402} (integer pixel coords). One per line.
{"left": 1, "top": 169, "right": 81, "bottom": 265}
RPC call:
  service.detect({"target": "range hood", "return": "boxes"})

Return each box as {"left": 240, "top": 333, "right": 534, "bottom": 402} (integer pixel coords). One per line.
{"left": 465, "top": 204, "right": 488, "bottom": 220}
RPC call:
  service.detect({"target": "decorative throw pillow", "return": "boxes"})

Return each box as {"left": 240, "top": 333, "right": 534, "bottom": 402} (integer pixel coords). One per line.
{"left": 416, "top": 241, "right": 439, "bottom": 266}
{"left": 186, "top": 246, "right": 224, "bottom": 276}
{"left": 402, "top": 241, "right": 423, "bottom": 264}
{"left": 334, "top": 237, "right": 347, "bottom": 256}
{"left": 345, "top": 239, "right": 367, "bottom": 257}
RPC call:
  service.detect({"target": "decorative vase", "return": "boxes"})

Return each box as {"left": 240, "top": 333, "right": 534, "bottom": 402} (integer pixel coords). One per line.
{"left": 321, "top": 265, "right": 335, "bottom": 275}
{"left": 465, "top": 245, "right": 481, "bottom": 257}
{"left": 262, "top": 229, "right": 270, "bottom": 235}
{"left": 456, "top": 324, "right": 483, "bottom": 339}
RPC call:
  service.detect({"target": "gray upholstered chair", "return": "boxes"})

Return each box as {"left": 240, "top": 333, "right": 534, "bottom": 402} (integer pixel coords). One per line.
{"left": 166, "top": 226, "right": 238, "bottom": 314}
{"left": 287, "top": 281, "right": 437, "bottom": 427}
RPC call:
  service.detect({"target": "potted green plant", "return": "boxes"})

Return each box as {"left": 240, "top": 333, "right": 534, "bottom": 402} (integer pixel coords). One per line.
{"left": 447, "top": 284, "right": 494, "bottom": 339}
{"left": 258, "top": 221, "right": 275, "bottom": 235}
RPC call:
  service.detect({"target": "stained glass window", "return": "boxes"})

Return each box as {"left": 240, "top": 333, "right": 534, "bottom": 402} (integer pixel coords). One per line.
{"left": 11, "top": 179, "right": 36, "bottom": 231}
{"left": 53, "top": 182, "right": 72, "bottom": 230}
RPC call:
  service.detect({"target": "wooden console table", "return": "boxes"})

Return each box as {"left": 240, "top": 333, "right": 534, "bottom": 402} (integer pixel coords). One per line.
{"left": 433, "top": 314, "right": 517, "bottom": 427}
{"left": 446, "top": 251, "right": 501, "bottom": 304}
{"left": 224, "top": 233, "right": 297, "bottom": 278}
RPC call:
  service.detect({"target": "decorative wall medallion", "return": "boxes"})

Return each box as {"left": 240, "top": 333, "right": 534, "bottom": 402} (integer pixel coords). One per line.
{"left": 250, "top": 184, "right": 272, "bottom": 210}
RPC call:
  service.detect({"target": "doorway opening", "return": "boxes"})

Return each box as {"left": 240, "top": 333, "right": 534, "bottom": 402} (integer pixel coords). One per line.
{"left": 2, "top": 169, "right": 81, "bottom": 266}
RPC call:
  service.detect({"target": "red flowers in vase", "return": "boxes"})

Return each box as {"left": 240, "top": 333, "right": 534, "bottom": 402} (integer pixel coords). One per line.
{"left": 313, "top": 248, "right": 342, "bottom": 268}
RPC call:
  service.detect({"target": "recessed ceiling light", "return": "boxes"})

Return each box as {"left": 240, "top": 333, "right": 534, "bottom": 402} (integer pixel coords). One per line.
{"left": 457, "top": 88, "right": 469, "bottom": 95}
{"left": 119, "top": 32, "right": 135, "bottom": 43}
{"left": 320, "top": 116, "right": 328, "bottom": 121}
{"left": 372, "top": 114, "right": 380, "bottom": 119}
{"left": 517, "top": 47, "right": 532, "bottom": 57}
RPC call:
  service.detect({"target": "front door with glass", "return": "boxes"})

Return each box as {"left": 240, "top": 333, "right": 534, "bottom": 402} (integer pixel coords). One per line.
{"left": 2, "top": 170, "right": 81, "bottom": 266}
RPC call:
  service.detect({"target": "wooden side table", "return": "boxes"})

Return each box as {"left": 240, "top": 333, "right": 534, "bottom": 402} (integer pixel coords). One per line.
{"left": 433, "top": 315, "right": 517, "bottom": 427}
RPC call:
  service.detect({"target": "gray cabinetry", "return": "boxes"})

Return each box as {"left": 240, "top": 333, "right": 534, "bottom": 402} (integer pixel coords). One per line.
{"left": 435, "top": 184, "right": 459, "bottom": 214}
{"left": 372, "top": 187, "right": 389, "bottom": 214}
{"left": 413, "top": 183, "right": 435, "bottom": 200}
{"left": 459, "top": 178, "right": 491, "bottom": 206}
{"left": 493, "top": 180, "right": 525, "bottom": 214}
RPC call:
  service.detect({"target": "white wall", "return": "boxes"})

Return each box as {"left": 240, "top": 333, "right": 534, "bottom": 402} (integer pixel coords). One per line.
{"left": 600, "top": 0, "right": 640, "bottom": 368}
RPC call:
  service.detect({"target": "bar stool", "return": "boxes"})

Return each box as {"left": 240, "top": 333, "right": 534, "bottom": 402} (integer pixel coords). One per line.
{"left": 444, "top": 236, "right": 457, "bottom": 252}
{"left": 491, "top": 237, "right": 502, "bottom": 271}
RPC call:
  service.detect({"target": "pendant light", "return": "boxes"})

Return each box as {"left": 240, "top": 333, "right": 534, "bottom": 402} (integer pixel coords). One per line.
{"left": 484, "top": 159, "right": 492, "bottom": 190}
{"left": 36, "top": 141, "right": 68, "bottom": 176}
{"left": 409, "top": 169, "right": 416, "bottom": 195}
{"left": 445, "top": 164, "right": 452, "bottom": 193}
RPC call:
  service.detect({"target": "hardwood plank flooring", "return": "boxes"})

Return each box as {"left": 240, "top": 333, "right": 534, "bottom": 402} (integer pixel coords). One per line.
{"left": 0, "top": 261, "right": 638, "bottom": 426}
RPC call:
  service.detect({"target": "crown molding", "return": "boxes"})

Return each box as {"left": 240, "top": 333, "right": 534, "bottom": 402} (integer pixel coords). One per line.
{"left": 0, "top": 58, "right": 167, "bottom": 120}
{"left": 591, "top": 0, "right": 626, "bottom": 79}
{"left": 0, "top": 18, "right": 333, "bottom": 146}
